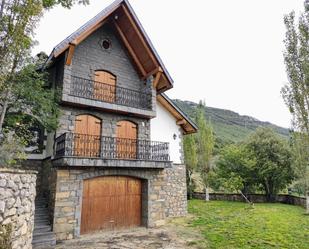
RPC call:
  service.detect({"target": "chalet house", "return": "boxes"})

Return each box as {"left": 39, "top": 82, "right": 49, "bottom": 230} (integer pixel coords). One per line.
{"left": 28, "top": 0, "right": 197, "bottom": 246}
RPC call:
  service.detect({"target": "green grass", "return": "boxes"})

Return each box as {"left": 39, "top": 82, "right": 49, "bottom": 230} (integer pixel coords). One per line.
{"left": 187, "top": 200, "right": 309, "bottom": 249}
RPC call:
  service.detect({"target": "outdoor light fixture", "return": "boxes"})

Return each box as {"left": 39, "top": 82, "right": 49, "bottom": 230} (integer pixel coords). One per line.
{"left": 173, "top": 133, "right": 177, "bottom": 140}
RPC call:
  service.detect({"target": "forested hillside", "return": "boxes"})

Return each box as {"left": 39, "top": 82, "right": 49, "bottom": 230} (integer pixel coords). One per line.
{"left": 173, "top": 99, "right": 290, "bottom": 143}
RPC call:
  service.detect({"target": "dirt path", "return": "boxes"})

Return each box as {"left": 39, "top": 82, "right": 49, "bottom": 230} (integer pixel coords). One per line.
{"left": 56, "top": 217, "right": 204, "bottom": 249}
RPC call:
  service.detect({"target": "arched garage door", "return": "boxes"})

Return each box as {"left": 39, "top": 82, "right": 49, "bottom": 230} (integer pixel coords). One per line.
{"left": 80, "top": 176, "right": 142, "bottom": 234}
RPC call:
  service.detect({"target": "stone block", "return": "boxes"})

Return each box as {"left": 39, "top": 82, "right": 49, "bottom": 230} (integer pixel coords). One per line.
{"left": 54, "top": 223, "right": 74, "bottom": 233}
{"left": 56, "top": 191, "right": 70, "bottom": 199}
{"left": 57, "top": 170, "right": 70, "bottom": 178}
{"left": 62, "top": 206, "right": 74, "bottom": 213}
{"left": 0, "top": 200, "right": 5, "bottom": 213}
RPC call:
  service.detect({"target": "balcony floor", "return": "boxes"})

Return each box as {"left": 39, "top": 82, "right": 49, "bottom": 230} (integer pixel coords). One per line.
{"left": 52, "top": 156, "right": 172, "bottom": 169}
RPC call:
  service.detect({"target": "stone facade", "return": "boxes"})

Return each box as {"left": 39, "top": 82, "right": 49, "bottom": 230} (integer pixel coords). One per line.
{"left": 164, "top": 164, "right": 187, "bottom": 217}
{"left": 52, "top": 168, "right": 165, "bottom": 240}
{"left": 56, "top": 106, "right": 150, "bottom": 139}
{"left": 71, "top": 24, "right": 145, "bottom": 92}
{"left": 51, "top": 163, "right": 187, "bottom": 241}
{"left": 38, "top": 12, "right": 189, "bottom": 243}
{"left": 58, "top": 23, "right": 156, "bottom": 117}
{"left": 0, "top": 168, "right": 37, "bottom": 249}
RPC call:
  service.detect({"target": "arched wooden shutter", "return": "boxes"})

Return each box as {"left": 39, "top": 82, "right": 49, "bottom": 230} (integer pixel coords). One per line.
{"left": 94, "top": 71, "right": 116, "bottom": 103}
{"left": 74, "top": 115, "right": 101, "bottom": 157}
{"left": 116, "top": 121, "right": 137, "bottom": 159}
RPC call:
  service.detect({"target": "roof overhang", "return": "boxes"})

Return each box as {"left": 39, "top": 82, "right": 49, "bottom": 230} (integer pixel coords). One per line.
{"left": 157, "top": 94, "right": 198, "bottom": 135}
{"left": 46, "top": 0, "right": 173, "bottom": 93}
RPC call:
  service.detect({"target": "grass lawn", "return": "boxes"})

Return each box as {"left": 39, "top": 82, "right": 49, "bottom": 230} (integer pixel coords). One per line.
{"left": 178, "top": 200, "right": 309, "bottom": 249}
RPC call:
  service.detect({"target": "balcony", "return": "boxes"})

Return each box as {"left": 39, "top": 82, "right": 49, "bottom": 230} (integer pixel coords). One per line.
{"left": 52, "top": 133, "right": 171, "bottom": 168}
{"left": 61, "top": 76, "right": 155, "bottom": 117}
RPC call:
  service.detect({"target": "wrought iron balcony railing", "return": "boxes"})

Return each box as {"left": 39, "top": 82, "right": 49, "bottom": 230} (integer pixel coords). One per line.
{"left": 69, "top": 76, "right": 152, "bottom": 110}
{"left": 54, "top": 133, "right": 170, "bottom": 162}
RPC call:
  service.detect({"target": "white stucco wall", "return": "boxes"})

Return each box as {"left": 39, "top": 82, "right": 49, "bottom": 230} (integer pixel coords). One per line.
{"left": 151, "top": 101, "right": 183, "bottom": 164}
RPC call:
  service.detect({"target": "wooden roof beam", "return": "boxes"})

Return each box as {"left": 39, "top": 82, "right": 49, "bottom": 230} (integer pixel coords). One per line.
{"left": 72, "top": 19, "right": 108, "bottom": 45}
{"left": 113, "top": 20, "right": 147, "bottom": 77}
{"left": 53, "top": 4, "right": 121, "bottom": 58}
{"left": 176, "top": 119, "right": 187, "bottom": 125}
{"left": 142, "top": 67, "right": 159, "bottom": 81}
{"left": 65, "top": 43, "right": 76, "bottom": 66}
{"left": 152, "top": 69, "right": 162, "bottom": 88}
{"left": 121, "top": 4, "right": 159, "bottom": 68}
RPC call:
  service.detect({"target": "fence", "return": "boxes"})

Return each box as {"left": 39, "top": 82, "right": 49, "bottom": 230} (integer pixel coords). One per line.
{"left": 193, "top": 192, "right": 306, "bottom": 208}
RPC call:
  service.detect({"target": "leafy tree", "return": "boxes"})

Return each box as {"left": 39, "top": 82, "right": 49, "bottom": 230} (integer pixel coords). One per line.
{"left": 195, "top": 101, "right": 215, "bottom": 201}
{"left": 183, "top": 134, "right": 198, "bottom": 199}
{"left": 0, "top": 0, "right": 88, "bottom": 165}
{"left": 214, "top": 128, "right": 293, "bottom": 202}
{"left": 282, "top": 0, "right": 309, "bottom": 213}
{"left": 215, "top": 144, "right": 256, "bottom": 204}
{"left": 0, "top": 0, "right": 88, "bottom": 132}
{"left": 245, "top": 128, "right": 294, "bottom": 202}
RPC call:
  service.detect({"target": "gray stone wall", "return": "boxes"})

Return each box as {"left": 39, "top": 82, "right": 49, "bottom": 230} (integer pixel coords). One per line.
{"left": 0, "top": 168, "right": 37, "bottom": 249}
{"left": 71, "top": 24, "right": 146, "bottom": 92}
{"left": 56, "top": 106, "right": 150, "bottom": 140}
{"left": 164, "top": 164, "right": 187, "bottom": 217}
{"left": 51, "top": 163, "right": 188, "bottom": 241}
{"left": 21, "top": 160, "right": 43, "bottom": 197}
{"left": 52, "top": 168, "right": 166, "bottom": 241}
{"left": 58, "top": 22, "right": 155, "bottom": 117}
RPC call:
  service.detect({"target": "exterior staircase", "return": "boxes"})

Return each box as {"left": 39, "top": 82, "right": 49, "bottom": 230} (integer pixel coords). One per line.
{"left": 32, "top": 196, "right": 56, "bottom": 248}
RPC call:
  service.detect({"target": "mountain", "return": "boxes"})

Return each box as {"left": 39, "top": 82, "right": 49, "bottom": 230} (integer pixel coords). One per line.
{"left": 173, "top": 99, "right": 290, "bottom": 143}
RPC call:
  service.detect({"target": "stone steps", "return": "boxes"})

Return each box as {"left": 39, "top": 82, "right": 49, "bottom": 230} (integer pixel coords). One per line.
{"left": 34, "top": 224, "right": 51, "bottom": 233}
{"left": 32, "top": 197, "right": 56, "bottom": 249}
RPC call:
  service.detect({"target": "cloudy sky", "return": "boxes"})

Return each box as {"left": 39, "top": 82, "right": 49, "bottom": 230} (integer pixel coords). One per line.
{"left": 33, "top": 0, "right": 305, "bottom": 128}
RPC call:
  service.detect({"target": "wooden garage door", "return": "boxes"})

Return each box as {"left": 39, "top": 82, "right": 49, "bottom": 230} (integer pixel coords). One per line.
{"left": 80, "top": 176, "right": 142, "bottom": 234}
{"left": 94, "top": 70, "right": 116, "bottom": 103}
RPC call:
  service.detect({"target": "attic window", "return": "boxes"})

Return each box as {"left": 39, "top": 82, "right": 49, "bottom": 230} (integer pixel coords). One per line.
{"left": 101, "top": 39, "right": 111, "bottom": 50}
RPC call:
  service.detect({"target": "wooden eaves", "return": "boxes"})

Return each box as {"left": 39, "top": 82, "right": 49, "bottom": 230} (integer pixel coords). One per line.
{"left": 157, "top": 94, "right": 198, "bottom": 135}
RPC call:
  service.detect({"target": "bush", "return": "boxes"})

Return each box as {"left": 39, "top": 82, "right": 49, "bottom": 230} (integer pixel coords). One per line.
{"left": 0, "top": 224, "right": 12, "bottom": 249}
{"left": 0, "top": 132, "right": 26, "bottom": 167}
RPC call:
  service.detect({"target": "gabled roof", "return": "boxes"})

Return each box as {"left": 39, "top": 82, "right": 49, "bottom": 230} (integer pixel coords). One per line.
{"left": 46, "top": 0, "right": 173, "bottom": 93}
{"left": 157, "top": 94, "right": 198, "bottom": 135}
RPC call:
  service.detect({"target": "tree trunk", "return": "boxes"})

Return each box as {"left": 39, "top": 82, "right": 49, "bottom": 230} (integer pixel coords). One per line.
{"left": 0, "top": 0, "right": 5, "bottom": 19}
{"left": 306, "top": 191, "right": 309, "bottom": 215}
{"left": 264, "top": 180, "right": 276, "bottom": 202}
{"left": 205, "top": 187, "right": 209, "bottom": 201}
{"left": 0, "top": 65, "right": 16, "bottom": 134}
{"left": 0, "top": 98, "right": 8, "bottom": 134}
{"left": 186, "top": 169, "right": 194, "bottom": 199}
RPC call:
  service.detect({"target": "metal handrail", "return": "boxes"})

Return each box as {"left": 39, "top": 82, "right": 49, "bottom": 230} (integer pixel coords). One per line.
{"left": 54, "top": 133, "right": 170, "bottom": 162}
{"left": 69, "top": 76, "right": 152, "bottom": 110}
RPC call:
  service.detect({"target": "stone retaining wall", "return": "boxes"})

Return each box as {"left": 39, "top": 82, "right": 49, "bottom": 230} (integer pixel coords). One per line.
{"left": 193, "top": 192, "right": 306, "bottom": 208}
{"left": 0, "top": 168, "right": 37, "bottom": 249}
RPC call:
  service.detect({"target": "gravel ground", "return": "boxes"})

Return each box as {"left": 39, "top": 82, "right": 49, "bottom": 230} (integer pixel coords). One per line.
{"left": 55, "top": 220, "right": 201, "bottom": 249}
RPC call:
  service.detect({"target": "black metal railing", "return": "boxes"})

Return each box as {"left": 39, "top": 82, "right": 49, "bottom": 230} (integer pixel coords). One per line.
{"left": 54, "top": 133, "right": 170, "bottom": 162}
{"left": 69, "top": 76, "right": 152, "bottom": 110}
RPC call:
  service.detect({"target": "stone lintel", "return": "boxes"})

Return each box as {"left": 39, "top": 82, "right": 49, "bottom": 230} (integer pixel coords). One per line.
{"left": 62, "top": 94, "right": 156, "bottom": 119}
{"left": 52, "top": 157, "right": 172, "bottom": 169}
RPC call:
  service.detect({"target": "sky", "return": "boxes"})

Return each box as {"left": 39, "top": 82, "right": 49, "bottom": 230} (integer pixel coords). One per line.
{"left": 33, "top": 0, "right": 305, "bottom": 128}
